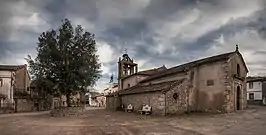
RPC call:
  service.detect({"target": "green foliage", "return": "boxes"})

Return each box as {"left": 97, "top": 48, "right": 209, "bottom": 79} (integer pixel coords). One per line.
{"left": 26, "top": 19, "right": 101, "bottom": 98}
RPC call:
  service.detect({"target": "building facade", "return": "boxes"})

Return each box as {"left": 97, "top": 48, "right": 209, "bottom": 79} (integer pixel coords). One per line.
{"left": 106, "top": 45, "right": 248, "bottom": 115}
{"left": 0, "top": 65, "right": 32, "bottom": 112}
{"left": 104, "top": 83, "right": 119, "bottom": 95}
{"left": 246, "top": 77, "right": 266, "bottom": 105}
{"left": 85, "top": 92, "right": 101, "bottom": 107}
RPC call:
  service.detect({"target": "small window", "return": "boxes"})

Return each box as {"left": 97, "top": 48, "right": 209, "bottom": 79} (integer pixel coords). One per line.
{"left": 127, "top": 84, "right": 130, "bottom": 88}
{"left": 249, "top": 82, "right": 253, "bottom": 89}
{"left": 173, "top": 93, "right": 178, "bottom": 100}
{"left": 0, "top": 78, "right": 3, "bottom": 87}
{"left": 249, "top": 93, "right": 254, "bottom": 100}
{"left": 206, "top": 80, "right": 214, "bottom": 86}
{"left": 237, "top": 64, "right": 240, "bottom": 76}
{"left": 173, "top": 93, "right": 179, "bottom": 103}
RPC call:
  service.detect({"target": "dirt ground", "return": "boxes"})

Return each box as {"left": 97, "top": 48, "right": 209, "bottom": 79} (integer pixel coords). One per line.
{"left": 0, "top": 106, "right": 266, "bottom": 135}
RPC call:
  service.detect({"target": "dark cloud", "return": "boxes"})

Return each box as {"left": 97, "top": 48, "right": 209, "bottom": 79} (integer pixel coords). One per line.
{"left": 178, "top": 8, "right": 266, "bottom": 52}
{"left": 106, "top": 18, "right": 148, "bottom": 41}
{"left": 252, "top": 50, "right": 266, "bottom": 56}
{"left": 248, "top": 9, "right": 266, "bottom": 39}
{"left": 143, "top": 0, "right": 198, "bottom": 20}
{"left": 1, "top": 0, "right": 266, "bottom": 89}
{"left": 0, "top": 0, "right": 14, "bottom": 58}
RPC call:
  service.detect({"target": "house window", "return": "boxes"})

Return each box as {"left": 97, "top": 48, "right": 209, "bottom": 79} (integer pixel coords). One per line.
{"left": 0, "top": 78, "right": 3, "bottom": 87}
{"left": 206, "top": 80, "right": 214, "bottom": 86}
{"left": 249, "top": 82, "right": 253, "bottom": 89}
{"left": 128, "top": 84, "right": 130, "bottom": 88}
{"left": 249, "top": 93, "right": 254, "bottom": 100}
{"left": 237, "top": 64, "right": 240, "bottom": 76}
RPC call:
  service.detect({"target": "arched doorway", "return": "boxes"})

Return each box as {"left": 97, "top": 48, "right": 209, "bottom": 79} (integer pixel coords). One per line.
{"left": 236, "top": 86, "right": 241, "bottom": 110}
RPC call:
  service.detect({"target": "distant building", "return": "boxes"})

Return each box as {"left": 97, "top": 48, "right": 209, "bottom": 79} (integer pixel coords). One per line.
{"left": 246, "top": 76, "right": 266, "bottom": 105}
{"left": 106, "top": 45, "right": 248, "bottom": 115}
{"left": 0, "top": 64, "right": 32, "bottom": 113}
{"left": 96, "top": 94, "right": 105, "bottom": 107}
{"left": 85, "top": 92, "right": 101, "bottom": 107}
{"left": 104, "top": 83, "right": 118, "bottom": 95}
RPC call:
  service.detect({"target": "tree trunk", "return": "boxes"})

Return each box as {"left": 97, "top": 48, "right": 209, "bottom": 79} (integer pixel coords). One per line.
{"left": 66, "top": 92, "right": 71, "bottom": 107}
{"left": 80, "top": 91, "right": 85, "bottom": 108}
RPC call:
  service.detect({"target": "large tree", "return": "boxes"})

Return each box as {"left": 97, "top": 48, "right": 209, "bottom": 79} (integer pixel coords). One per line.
{"left": 26, "top": 19, "right": 101, "bottom": 106}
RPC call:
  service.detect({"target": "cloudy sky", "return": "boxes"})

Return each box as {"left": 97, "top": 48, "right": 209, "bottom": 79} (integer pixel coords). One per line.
{"left": 0, "top": 0, "right": 266, "bottom": 91}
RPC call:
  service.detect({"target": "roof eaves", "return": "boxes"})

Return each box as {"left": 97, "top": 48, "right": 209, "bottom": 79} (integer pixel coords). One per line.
{"left": 140, "top": 52, "right": 234, "bottom": 83}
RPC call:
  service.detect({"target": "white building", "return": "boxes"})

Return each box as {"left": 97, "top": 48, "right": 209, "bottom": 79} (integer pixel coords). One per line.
{"left": 0, "top": 65, "right": 31, "bottom": 110}
{"left": 246, "top": 77, "right": 266, "bottom": 105}
{"left": 85, "top": 92, "right": 101, "bottom": 107}
{"left": 103, "top": 83, "right": 118, "bottom": 96}
{"left": 0, "top": 70, "right": 15, "bottom": 107}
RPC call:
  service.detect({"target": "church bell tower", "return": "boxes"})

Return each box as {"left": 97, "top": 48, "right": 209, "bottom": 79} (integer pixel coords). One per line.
{"left": 117, "top": 52, "right": 138, "bottom": 90}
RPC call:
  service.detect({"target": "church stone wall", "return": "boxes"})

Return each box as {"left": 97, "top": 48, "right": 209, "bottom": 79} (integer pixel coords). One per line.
{"left": 165, "top": 81, "right": 187, "bottom": 115}
{"left": 122, "top": 75, "right": 138, "bottom": 89}
{"left": 196, "top": 61, "right": 226, "bottom": 112}
{"left": 227, "top": 53, "right": 248, "bottom": 112}
{"left": 122, "top": 75, "right": 149, "bottom": 89}
{"left": 121, "top": 92, "right": 165, "bottom": 115}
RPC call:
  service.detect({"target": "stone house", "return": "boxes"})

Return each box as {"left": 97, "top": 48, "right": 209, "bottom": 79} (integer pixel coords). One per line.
{"left": 104, "top": 83, "right": 119, "bottom": 95}
{"left": 96, "top": 94, "right": 106, "bottom": 107}
{"left": 0, "top": 64, "right": 33, "bottom": 112}
{"left": 106, "top": 45, "right": 248, "bottom": 115}
{"left": 246, "top": 76, "right": 266, "bottom": 105}
{"left": 85, "top": 92, "right": 101, "bottom": 106}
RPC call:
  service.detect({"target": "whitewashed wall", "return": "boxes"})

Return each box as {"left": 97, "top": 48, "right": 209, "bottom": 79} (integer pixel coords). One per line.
{"left": 247, "top": 81, "right": 262, "bottom": 100}
{"left": 247, "top": 81, "right": 262, "bottom": 92}
{"left": 0, "top": 71, "right": 13, "bottom": 107}
{"left": 0, "top": 71, "right": 12, "bottom": 99}
{"left": 247, "top": 91, "right": 262, "bottom": 100}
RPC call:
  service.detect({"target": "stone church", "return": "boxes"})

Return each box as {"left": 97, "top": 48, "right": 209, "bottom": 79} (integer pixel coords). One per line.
{"left": 106, "top": 45, "right": 248, "bottom": 115}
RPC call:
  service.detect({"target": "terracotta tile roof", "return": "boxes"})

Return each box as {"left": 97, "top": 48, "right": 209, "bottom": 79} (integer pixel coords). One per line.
{"left": 0, "top": 65, "right": 26, "bottom": 71}
{"left": 122, "top": 65, "right": 167, "bottom": 80}
{"left": 115, "top": 79, "right": 185, "bottom": 95}
{"left": 140, "top": 51, "right": 243, "bottom": 83}
{"left": 137, "top": 65, "right": 167, "bottom": 75}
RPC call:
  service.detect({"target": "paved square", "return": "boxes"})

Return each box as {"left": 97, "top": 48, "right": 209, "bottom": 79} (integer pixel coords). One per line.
{"left": 0, "top": 106, "right": 266, "bottom": 135}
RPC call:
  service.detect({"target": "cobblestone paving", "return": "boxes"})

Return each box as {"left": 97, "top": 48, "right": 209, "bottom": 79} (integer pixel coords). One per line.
{"left": 0, "top": 106, "right": 265, "bottom": 135}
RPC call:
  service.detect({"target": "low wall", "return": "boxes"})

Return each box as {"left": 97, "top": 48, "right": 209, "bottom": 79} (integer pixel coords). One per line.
{"left": 121, "top": 92, "right": 165, "bottom": 115}
{"left": 247, "top": 100, "right": 265, "bottom": 106}
{"left": 15, "top": 98, "right": 34, "bottom": 112}
{"left": 50, "top": 107, "right": 86, "bottom": 117}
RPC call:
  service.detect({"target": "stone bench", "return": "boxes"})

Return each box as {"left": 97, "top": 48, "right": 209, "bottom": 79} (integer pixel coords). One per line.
{"left": 138, "top": 105, "right": 152, "bottom": 115}
{"left": 126, "top": 104, "right": 133, "bottom": 112}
